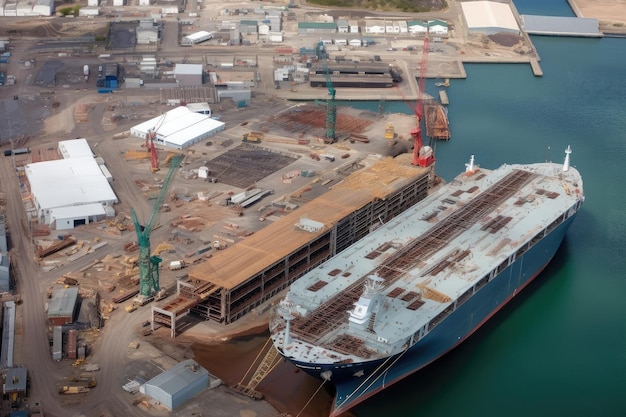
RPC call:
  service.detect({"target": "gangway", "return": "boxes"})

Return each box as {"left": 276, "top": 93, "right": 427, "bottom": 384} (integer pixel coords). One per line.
{"left": 232, "top": 338, "right": 282, "bottom": 400}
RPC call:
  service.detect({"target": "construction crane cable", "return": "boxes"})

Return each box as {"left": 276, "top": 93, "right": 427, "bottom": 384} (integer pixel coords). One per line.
{"left": 238, "top": 337, "right": 273, "bottom": 386}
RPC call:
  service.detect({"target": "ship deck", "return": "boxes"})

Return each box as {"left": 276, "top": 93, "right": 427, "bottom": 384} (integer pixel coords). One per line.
{"left": 275, "top": 159, "right": 584, "bottom": 362}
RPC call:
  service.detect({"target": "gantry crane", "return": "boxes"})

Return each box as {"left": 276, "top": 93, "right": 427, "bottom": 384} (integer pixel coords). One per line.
{"left": 131, "top": 153, "right": 183, "bottom": 304}
{"left": 317, "top": 41, "right": 336, "bottom": 142}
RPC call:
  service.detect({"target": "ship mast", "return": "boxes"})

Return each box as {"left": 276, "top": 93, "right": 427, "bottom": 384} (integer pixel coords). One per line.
{"left": 563, "top": 145, "right": 572, "bottom": 172}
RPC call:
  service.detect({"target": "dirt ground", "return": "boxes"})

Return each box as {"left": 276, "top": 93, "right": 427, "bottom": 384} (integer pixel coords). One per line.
{"left": 571, "top": 0, "right": 626, "bottom": 29}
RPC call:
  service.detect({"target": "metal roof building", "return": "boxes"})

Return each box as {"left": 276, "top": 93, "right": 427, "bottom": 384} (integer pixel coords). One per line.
{"left": 140, "top": 359, "right": 209, "bottom": 410}
{"left": 521, "top": 15, "right": 601, "bottom": 37}
{"left": 25, "top": 156, "right": 117, "bottom": 226}
{"left": 0, "top": 253, "right": 9, "bottom": 293}
{"left": 2, "top": 367, "right": 27, "bottom": 399}
{"left": 1, "top": 301, "right": 16, "bottom": 368}
{"left": 58, "top": 138, "right": 94, "bottom": 159}
{"left": 461, "top": 1, "right": 520, "bottom": 35}
{"left": 47, "top": 286, "right": 79, "bottom": 326}
{"left": 174, "top": 63, "right": 203, "bottom": 86}
{"left": 130, "top": 106, "right": 225, "bottom": 150}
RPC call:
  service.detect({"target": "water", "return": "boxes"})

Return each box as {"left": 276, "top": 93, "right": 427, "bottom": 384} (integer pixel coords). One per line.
{"left": 349, "top": 2, "right": 626, "bottom": 417}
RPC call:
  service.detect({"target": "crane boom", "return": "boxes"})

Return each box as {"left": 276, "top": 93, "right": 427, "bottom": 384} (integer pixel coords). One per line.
{"left": 132, "top": 153, "right": 183, "bottom": 298}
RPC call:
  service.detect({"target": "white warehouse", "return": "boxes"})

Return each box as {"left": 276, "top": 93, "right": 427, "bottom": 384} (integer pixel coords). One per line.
{"left": 25, "top": 139, "right": 117, "bottom": 230}
{"left": 130, "top": 106, "right": 225, "bottom": 150}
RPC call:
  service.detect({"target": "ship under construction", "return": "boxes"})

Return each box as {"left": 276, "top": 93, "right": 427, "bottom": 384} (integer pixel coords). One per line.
{"left": 151, "top": 154, "right": 434, "bottom": 336}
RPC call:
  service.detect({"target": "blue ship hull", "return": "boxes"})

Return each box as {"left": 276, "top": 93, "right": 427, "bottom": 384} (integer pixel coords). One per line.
{"left": 286, "top": 212, "right": 578, "bottom": 416}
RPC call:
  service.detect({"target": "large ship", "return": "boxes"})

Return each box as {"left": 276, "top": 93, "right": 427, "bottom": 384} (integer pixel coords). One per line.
{"left": 270, "top": 147, "right": 584, "bottom": 416}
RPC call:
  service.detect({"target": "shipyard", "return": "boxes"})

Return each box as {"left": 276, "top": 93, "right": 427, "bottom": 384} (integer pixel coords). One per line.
{"left": 0, "top": 0, "right": 618, "bottom": 416}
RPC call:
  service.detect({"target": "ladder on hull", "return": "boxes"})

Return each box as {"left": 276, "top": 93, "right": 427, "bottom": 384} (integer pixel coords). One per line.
{"left": 233, "top": 338, "right": 281, "bottom": 400}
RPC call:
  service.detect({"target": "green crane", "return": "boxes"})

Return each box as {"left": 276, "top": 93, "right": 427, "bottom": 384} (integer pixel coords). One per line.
{"left": 317, "top": 41, "right": 336, "bottom": 142}
{"left": 131, "top": 154, "right": 183, "bottom": 301}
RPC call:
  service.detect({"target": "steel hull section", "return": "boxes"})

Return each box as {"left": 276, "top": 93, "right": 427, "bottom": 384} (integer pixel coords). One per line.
{"left": 284, "top": 213, "right": 578, "bottom": 416}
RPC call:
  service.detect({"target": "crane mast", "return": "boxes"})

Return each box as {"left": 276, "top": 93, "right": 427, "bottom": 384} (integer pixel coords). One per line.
{"left": 317, "top": 41, "right": 336, "bottom": 143}
{"left": 412, "top": 37, "right": 434, "bottom": 167}
{"left": 131, "top": 154, "right": 183, "bottom": 300}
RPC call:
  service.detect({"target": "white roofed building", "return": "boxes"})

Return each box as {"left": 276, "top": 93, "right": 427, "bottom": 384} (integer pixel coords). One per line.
{"left": 130, "top": 106, "right": 225, "bottom": 150}
{"left": 25, "top": 155, "right": 117, "bottom": 227}
{"left": 174, "top": 63, "right": 203, "bottom": 86}
{"left": 461, "top": 1, "right": 520, "bottom": 35}
{"left": 59, "top": 138, "right": 93, "bottom": 159}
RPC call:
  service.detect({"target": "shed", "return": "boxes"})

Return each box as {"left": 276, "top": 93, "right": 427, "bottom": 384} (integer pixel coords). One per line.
{"left": 174, "top": 63, "right": 203, "bottom": 86}
{"left": 47, "top": 286, "right": 79, "bottom": 326}
{"left": 349, "top": 38, "right": 362, "bottom": 47}
{"left": 461, "top": 1, "right": 520, "bottom": 35}
{"left": 349, "top": 20, "right": 359, "bottom": 33}
{"left": 140, "top": 359, "right": 209, "bottom": 410}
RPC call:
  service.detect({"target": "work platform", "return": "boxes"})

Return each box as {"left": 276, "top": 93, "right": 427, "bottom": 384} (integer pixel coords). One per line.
{"left": 151, "top": 154, "right": 433, "bottom": 336}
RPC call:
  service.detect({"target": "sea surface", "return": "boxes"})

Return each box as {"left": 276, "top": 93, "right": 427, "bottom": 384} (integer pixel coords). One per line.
{"left": 348, "top": 1, "right": 626, "bottom": 416}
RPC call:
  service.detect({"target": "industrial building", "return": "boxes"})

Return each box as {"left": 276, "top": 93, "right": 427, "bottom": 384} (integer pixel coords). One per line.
{"left": 2, "top": 367, "right": 27, "bottom": 401}
{"left": 24, "top": 140, "right": 118, "bottom": 228}
{"left": 47, "top": 286, "right": 78, "bottom": 326}
{"left": 521, "top": 15, "right": 602, "bottom": 37}
{"left": 130, "top": 106, "right": 225, "bottom": 150}
{"left": 174, "top": 63, "right": 203, "bottom": 86}
{"left": 140, "top": 360, "right": 210, "bottom": 410}
{"left": 461, "top": 1, "right": 520, "bottom": 35}
{"left": 309, "top": 63, "right": 396, "bottom": 88}
{"left": 1, "top": 301, "right": 16, "bottom": 368}
{"left": 0, "top": 254, "right": 9, "bottom": 293}
{"left": 0, "top": 0, "right": 52, "bottom": 16}
{"left": 152, "top": 156, "right": 432, "bottom": 335}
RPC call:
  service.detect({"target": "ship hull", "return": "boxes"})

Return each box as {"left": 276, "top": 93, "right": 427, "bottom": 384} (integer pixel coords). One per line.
{"left": 285, "top": 212, "right": 578, "bottom": 416}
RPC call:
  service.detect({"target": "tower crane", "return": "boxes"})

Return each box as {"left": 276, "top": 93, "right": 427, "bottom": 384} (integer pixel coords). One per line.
{"left": 131, "top": 153, "right": 183, "bottom": 305}
{"left": 317, "top": 41, "right": 336, "bottom": 143}
{"left": 411, "top": 37, "right": 434, "bottom": 167}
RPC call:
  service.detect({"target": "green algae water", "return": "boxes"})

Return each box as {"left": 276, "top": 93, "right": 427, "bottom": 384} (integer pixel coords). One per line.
{"left": 350, "top": 5, "right": 626, "bottom": 417}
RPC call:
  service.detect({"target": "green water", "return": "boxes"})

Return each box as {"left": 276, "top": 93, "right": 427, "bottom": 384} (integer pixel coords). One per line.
{"left": 349, "top": 7, "right": 626, "bottom": 417}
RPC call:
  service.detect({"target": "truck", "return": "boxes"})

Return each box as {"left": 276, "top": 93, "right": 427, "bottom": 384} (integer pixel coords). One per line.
{"left": 169, "top": 260, "right": 187, "bottom": 270}
{"left": 242, "top": 132, "right": 264, "bottom": 143}
{"left": 83, "top": 64, "right": 89, "bottom": 81}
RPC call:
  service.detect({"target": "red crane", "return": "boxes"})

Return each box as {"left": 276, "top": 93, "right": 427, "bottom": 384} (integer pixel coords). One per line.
{"left": 412, "top": 37, "right": 434, "bottom": 167}
{"left": 146, "top": 113, "right": 167, "bottom": 173}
